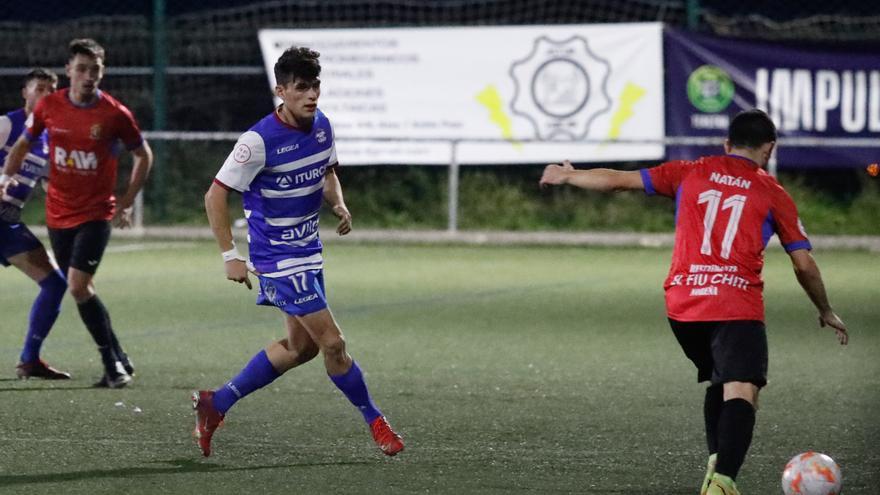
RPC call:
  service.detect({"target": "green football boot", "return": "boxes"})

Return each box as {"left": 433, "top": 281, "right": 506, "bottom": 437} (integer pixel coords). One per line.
{"left": 706, "top": 473, "right": 741, "bottom": 495}
{"left": 700, "top": 453, "right": 717, "bottom": 495}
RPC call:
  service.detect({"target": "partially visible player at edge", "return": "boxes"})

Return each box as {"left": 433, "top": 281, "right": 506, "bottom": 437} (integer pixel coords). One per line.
{"left": 2, "top": 38, "right": 153, "bottom": 388}
{"left": 196, "top": 46, "right": 403, "bottom": 457}
{"left": 540, "top": 109, "right": 848, "bottom": 495}
{"left": 0, "top": 68, "right": 70, "bottom": 380}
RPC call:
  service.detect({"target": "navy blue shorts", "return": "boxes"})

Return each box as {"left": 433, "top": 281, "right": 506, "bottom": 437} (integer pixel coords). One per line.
{"left": 0, "top": 221, "right": 43, "bottom": 267}
{"left": 669, "top": 318, "right": 768, "bottom": 388}
{"left": 256, "top": 269, "right": 328, "bottom": 316}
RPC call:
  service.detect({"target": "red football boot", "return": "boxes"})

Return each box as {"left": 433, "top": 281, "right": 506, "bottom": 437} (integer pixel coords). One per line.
{"left": 16, "top": 360, "right": 71, "bottom": 380}
{"left": 192, "top": 390, "right": 225, "bottom": 457}
{"left": 370, "top": 416, "right": 404, "bottom": 456}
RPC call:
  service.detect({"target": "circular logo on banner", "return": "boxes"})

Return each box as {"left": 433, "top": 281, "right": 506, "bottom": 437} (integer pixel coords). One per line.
{"left": 531, "top": 58, "right": 591, "bottom": 118}
{"left": 233, "top": 143, "right": 252, "bottom": 163}
{"left": 687, "top": 65, "right": 734, "bottom": 113}
{"left": 510, "top": 36, "right": 612, "bottom": 140}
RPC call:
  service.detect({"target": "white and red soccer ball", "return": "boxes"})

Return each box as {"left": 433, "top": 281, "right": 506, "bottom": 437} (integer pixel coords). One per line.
{"left": 782, "top": 451, "right": 842, "bottom": 495}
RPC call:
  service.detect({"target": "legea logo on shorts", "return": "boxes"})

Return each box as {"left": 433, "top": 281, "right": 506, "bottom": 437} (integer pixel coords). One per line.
{"left": 54, "top": 146, "right": 97, "bottom": 170}
{"left": 295, "top": 294, "right": 318, "bottom": 305}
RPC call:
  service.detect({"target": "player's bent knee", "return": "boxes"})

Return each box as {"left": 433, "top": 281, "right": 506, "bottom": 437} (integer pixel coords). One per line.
{"left": 296, "top": 344, "right": 320, "bottom": 365}
{"left": 68, "top": 284, "right": 94, "bottom": 302}
{"left": 320, "top": 334, "right": 347, "bottom": 358}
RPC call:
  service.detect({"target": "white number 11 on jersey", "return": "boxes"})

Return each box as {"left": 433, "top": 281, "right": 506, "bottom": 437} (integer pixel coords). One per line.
{"left": 697, "top": 189, "right": 747, "bottom": 259}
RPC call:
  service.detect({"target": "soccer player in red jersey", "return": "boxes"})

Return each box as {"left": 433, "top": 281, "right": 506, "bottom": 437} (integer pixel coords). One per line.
{"left": 2, "top": 38, "right": 153, "bottom": 388}
{"left": 540, "top": 109, "right": 848, "bottom": 495}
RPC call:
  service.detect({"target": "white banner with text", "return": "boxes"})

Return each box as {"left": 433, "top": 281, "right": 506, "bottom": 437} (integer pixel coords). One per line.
{"left": 258, "top": 24, "right": 664, "bottom": 164}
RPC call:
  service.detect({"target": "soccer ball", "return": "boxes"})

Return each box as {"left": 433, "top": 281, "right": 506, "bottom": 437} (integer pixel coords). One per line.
{"left": 781, "top": 451, "right": 842, "bottom": 495}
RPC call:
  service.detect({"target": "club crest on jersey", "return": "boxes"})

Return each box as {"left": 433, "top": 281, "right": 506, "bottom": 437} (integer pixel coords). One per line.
{"left": 54, "top": 146, "right": 97, "bottom": 170}
{"left": 90, "top": 124, "right": 102, "bottom": 140}
{"left": 276, "top": 175, "right": 293, "bottom": 188}
{"left": 316, "top": 128, "right": 327, "bottom": 143}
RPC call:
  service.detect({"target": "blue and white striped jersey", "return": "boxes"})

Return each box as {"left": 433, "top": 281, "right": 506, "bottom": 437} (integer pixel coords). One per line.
{"left": 215, "top": 109, "right": 337, "bottom": 277}
{"left": 1, "top": 109, "right": 50, "bottom": 209}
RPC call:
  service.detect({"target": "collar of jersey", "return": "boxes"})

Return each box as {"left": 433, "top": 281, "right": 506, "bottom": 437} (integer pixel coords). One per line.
{"left": 273, "top": 105, "right": 314, "bottom": 134}
{"left": 726, "top": 154, "right": 760, "bottom": 168}
{"left": 66, "top": 89, "right": 102, "bottom": 109}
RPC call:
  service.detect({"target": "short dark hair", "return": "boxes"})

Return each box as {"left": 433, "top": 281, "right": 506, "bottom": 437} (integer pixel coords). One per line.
{"left": 728, "top": 109, "right": 777, "bottom": 148}
{"left": 24, "top": 68, "right": 58, "bottom": 87}
{"left": 69, "top": 38, "right": 105, "bottom": 62}
{"left": 274, "top": 46, "right": 321, "bottom": 86}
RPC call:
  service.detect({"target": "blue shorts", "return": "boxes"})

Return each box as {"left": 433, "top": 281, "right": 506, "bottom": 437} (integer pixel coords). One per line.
{"left": 256, "top": 269, "right": 328, "bottom": 316}
{"left": 0, "top": 221, "right": 43, "bottom": 267}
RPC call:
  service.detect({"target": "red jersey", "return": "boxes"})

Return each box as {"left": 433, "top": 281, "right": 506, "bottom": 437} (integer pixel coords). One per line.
{"left": 26, "top": 88, "right": 143, "bottom": 229}
{"left": 640, "top": 155, "right": 811, "bottom": 322}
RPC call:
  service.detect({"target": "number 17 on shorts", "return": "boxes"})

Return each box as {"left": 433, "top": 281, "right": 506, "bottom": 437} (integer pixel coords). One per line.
{"left": 256, "top": 270, "right": 328, "bottom": 316}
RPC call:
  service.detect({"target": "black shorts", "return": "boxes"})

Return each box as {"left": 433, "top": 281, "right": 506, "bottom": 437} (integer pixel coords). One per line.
{"left": 48, "top": 220, "right": 112, "bottom": 275}
{"left": 669, "top": 318, "right": 768, "bottom": 388}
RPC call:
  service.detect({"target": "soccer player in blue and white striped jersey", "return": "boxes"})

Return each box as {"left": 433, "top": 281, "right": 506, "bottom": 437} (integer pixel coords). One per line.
{"left": 195, "top": 46, "right": 403, "bottom": 457}
{"left": 0, "top": 68, "right": 71, "bottom": 379}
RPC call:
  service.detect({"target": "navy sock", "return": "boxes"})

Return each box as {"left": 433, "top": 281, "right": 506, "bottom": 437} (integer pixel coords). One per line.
{"left": 76, "top": 295, "right": 119, "bottom": 372}
{"left": 20, "top": 270, "right": 67, "bottom": 363}
{"left": 213, "top": 350, "right": 281, "bottom": 414}
{"left": 715, "top": 398, "right": 756, "bottom": 480}
{"left": 704, "top": 385, "right": 724, "bottom": 455}
{"left": 329, "top": 360, "right": 382, "bottom": 424}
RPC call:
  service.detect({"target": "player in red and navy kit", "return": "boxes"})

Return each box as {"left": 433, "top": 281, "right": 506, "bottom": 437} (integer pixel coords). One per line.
{"left": 2, "top": 39, "right": 153, "bottom": 388}
{"left": 0, "top": 68, "right": 71, "bottom": 380}
{"left": 540, "top": 109, "right": 848, "bottom": 495}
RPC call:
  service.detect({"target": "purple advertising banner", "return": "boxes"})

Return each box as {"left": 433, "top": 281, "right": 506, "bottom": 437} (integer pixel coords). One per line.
{"left": 664, "top": 28, "right": 879, "bottom": 168}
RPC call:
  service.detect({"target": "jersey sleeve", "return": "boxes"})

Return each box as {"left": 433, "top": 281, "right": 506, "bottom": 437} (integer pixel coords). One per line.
{"left": 214, "top": 131, "right": 266, "bottom": 192}
{"left": 115, "top": 104, "right": 144, "bottom": 150}
{"left": 326, "top": 121, "right": 338, "bottom": 168}
{"left": 24, "top": 100, "right": 46, "bottom": 141}
{"left": 0, "top": 116, "right": 11, "bottom": 146}
{"left": 771, "top": 185, "right": 812, "bottom": 252}
{"left": 639, "top": 160, "right": 691, "bottom": 197}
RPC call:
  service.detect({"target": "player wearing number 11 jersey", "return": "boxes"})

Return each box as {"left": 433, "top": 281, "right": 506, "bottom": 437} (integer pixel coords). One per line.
{"left": 539, "top": 109, "right": 848, "bottom": 495}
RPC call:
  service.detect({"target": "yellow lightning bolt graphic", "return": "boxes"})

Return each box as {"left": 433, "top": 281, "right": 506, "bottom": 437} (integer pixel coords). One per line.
{"left": 476, "top": 85, "right": 521, "bottom": 149}
{"left": 607, "top": 82, "right": 647, "bottom": 140}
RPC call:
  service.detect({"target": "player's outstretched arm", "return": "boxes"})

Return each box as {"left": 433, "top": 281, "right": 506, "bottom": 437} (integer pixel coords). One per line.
{"left": 539, "top": 160, "right": 644, "bottom": 192}
{"left": 323, "top": 166, "right": 351, "bottom": 236}
{"left": 205, "top": 182, "right": 252, "bottom": 289}
{"left": 0, "top": 135, "right": 30, "bottom": 194}
{"left": 789, "top": 249, "right": 848, "bottom": 345}
{"left": 114, "top": 140, "right": 154, "bottom": 228}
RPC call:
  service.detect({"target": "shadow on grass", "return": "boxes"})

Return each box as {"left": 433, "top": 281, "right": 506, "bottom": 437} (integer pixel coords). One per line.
{"left": 0, "top": 457, "right": 372, "bottom": 487}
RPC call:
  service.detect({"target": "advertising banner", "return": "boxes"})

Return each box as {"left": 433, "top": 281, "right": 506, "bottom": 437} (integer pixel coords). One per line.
{"left": 259, "top": 24, "right": 664, "bottom": 165}
{"left": 665, "top": 28, "right": 879, "bottom": 168}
